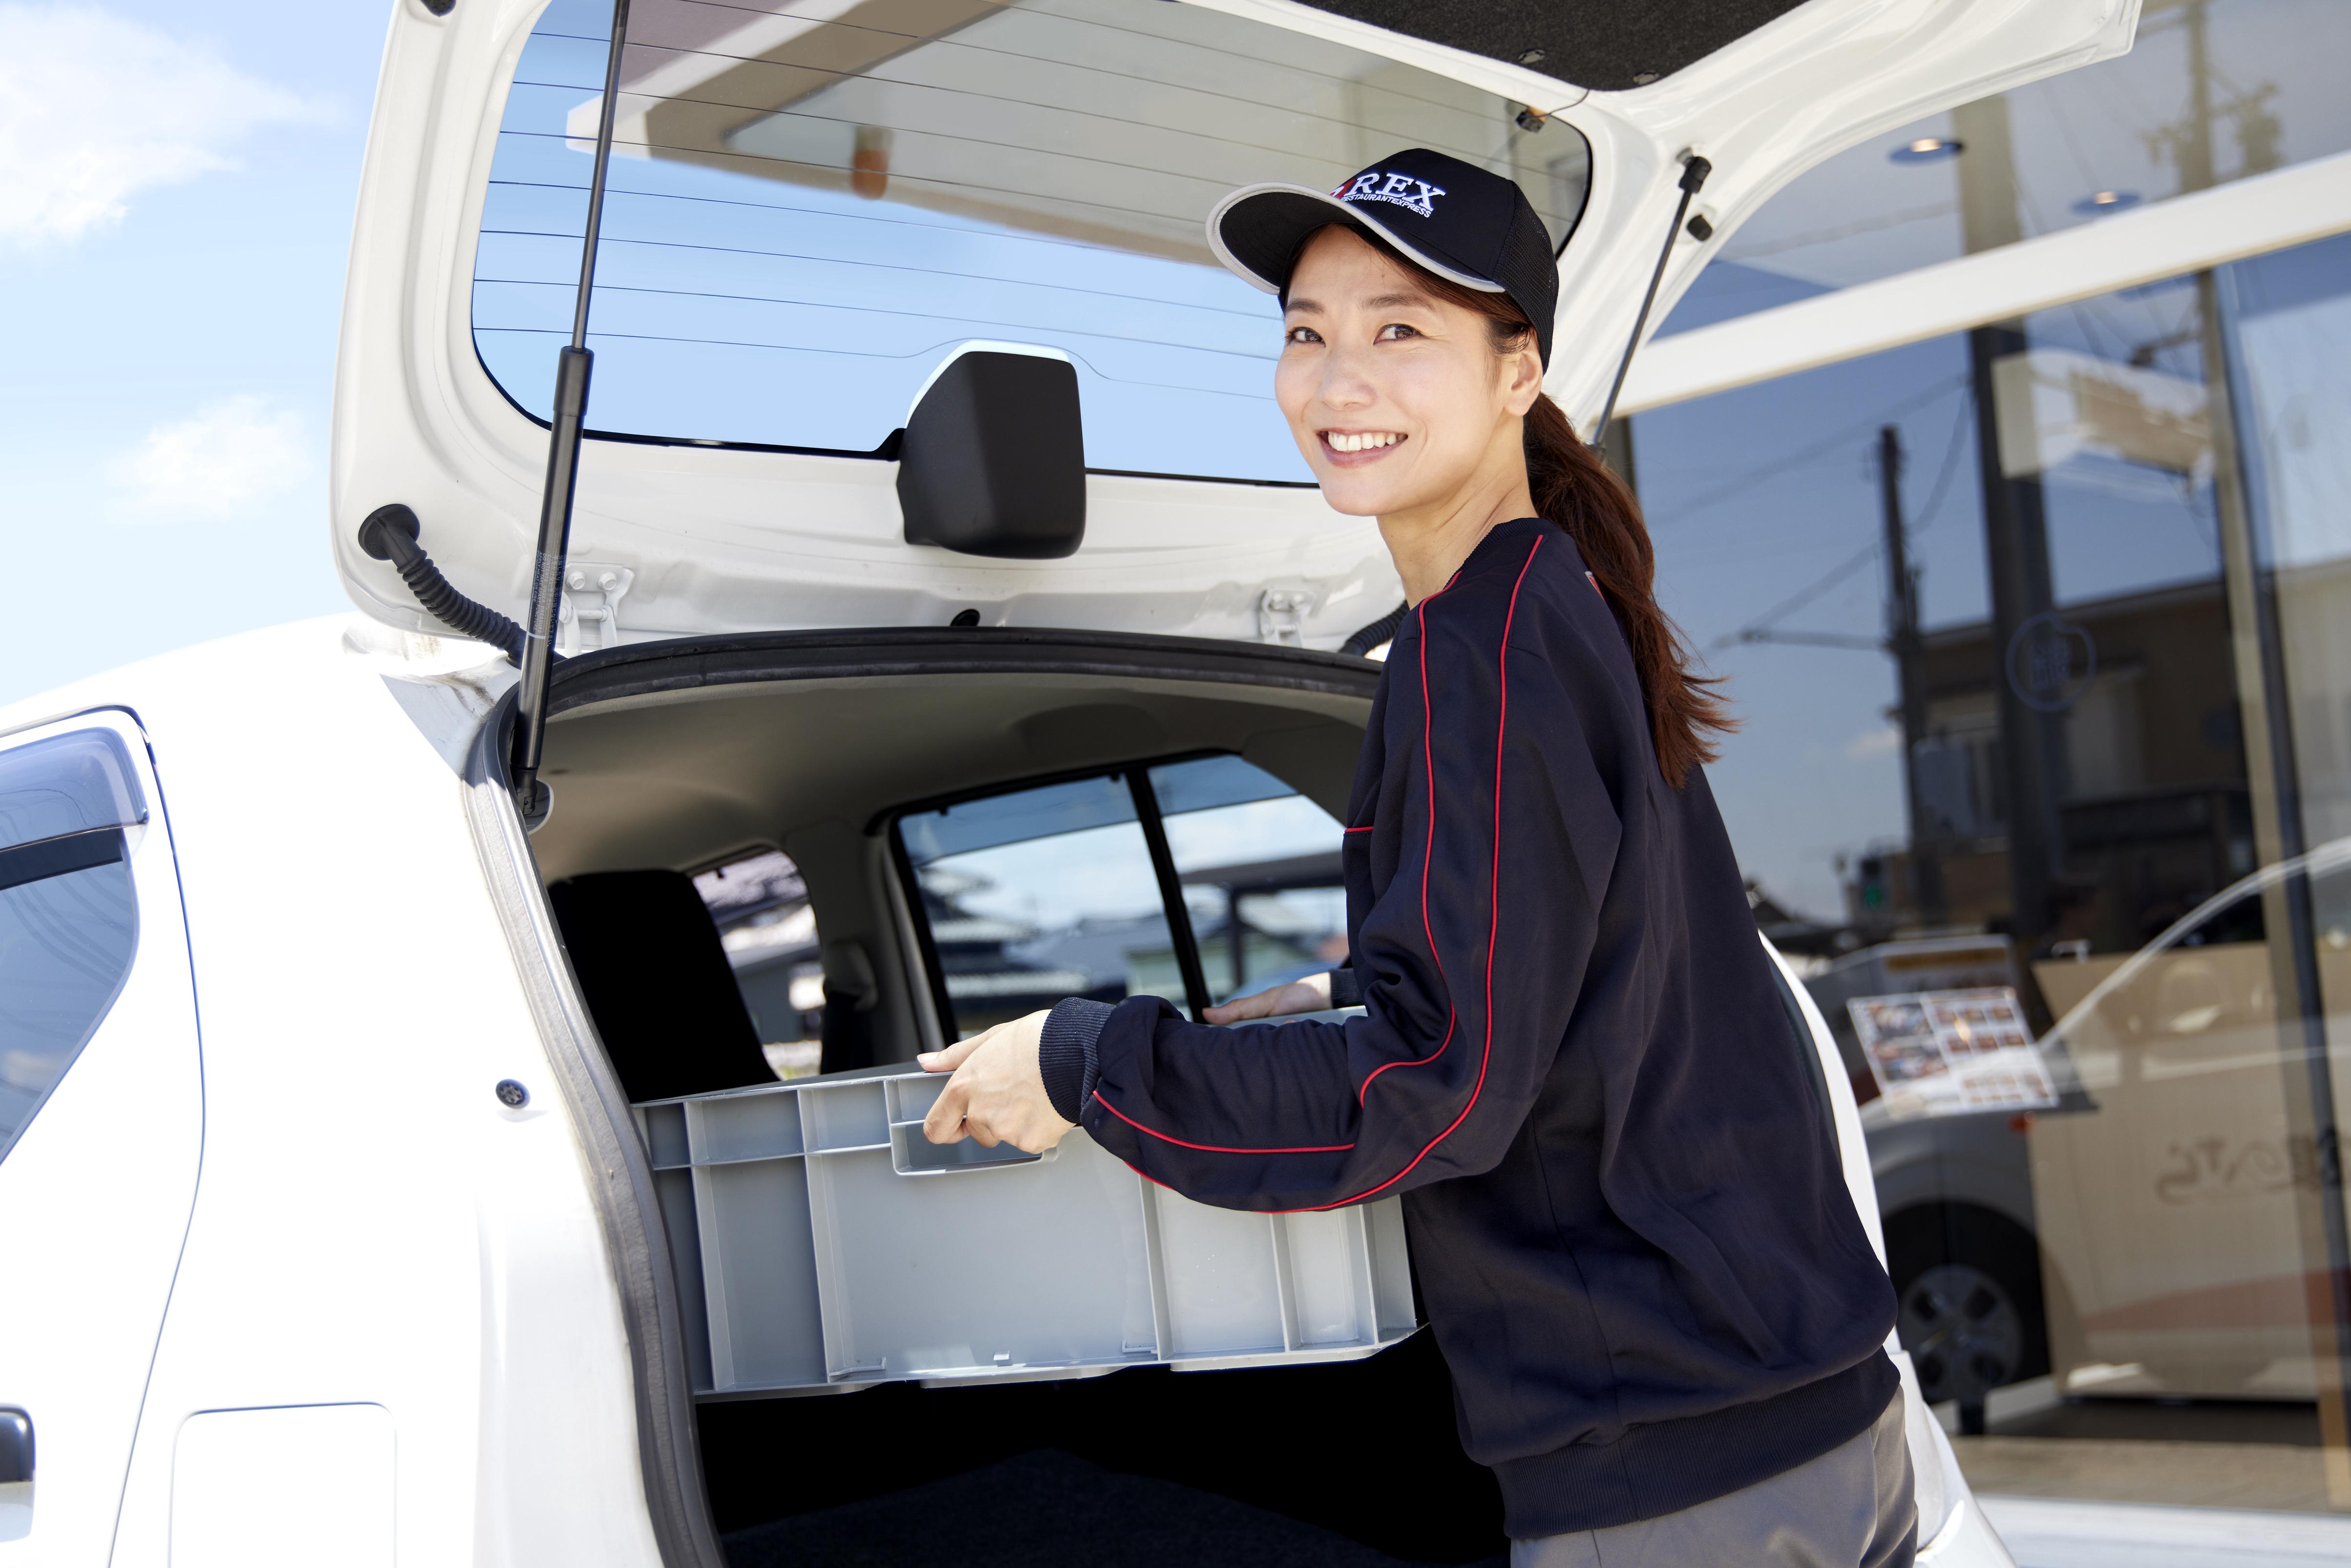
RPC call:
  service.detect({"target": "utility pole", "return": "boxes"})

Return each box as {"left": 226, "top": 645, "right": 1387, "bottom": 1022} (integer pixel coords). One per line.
{"left": 1879, "top": 426, "right": 1946, "bottom": 926}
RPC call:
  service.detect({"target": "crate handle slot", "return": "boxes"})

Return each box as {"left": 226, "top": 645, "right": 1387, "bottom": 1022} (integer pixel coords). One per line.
{"left": 888, "top": 1122, "right": 1061, "bottom": 1176}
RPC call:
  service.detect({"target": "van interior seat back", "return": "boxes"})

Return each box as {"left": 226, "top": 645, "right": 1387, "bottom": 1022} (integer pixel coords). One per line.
{"left": 547, "top": 869, "right": 776, "bottom": 1103}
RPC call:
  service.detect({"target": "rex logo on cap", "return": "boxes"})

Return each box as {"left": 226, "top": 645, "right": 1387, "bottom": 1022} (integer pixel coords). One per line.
{"left": 1212, "top": 147, "right": 1560, "bottom": 368}
{"left": 1331, "top": 171, "right": 1449, "bottom": 220}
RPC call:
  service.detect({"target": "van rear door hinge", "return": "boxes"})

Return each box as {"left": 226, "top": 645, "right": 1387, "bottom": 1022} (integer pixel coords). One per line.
{"left": 557, "top": 563, "right": 635, "bottom": 654}
{"left": 1257, "top": 588, "right": 1313, "bottom": 647}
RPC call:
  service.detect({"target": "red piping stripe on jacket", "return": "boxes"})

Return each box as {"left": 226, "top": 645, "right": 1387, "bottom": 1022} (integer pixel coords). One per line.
{"left": 1298, "top": 532, "right": 1542, "bottom": 1211}
{"left": 1086, "top": 534, "right": 1544, "bottom": 1202}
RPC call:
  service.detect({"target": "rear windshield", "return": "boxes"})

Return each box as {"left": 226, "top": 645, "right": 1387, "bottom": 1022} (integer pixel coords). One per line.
{"left": 475, "top": 0, "right": 1591, "bottom": 483}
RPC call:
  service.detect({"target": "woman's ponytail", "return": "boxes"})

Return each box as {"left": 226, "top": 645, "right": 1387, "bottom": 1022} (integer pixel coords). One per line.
{"left": 1377, "top": 252, "right": 1735, "bottom": 787}
{"left": 1520, "top": 392, "right": 1734, "bottom": 787}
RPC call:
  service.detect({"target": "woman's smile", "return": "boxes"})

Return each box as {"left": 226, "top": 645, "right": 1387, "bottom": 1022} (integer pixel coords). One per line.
{"left": 1320, "top": 428, "right": 1407, "bottom": 464}
{"left": 1275, "top": 227, "right": 1542, "bottom": 539}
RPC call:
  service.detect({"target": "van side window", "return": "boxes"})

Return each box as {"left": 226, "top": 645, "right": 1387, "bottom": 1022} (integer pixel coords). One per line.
{"left": 894, "top": 755, "right": 1346, "bottom": 1039}
{"left": 897, "top": 773, "right": 1189, "bottom": 1040}
{"left": 0, "top": 729, "right": 148, "bottom": 1159}
{"left": 1148, "top": 755, "right": 1346, "bottom": 1005}
{"left": 692, "top": 849, "right": 822, "bottom": 1079}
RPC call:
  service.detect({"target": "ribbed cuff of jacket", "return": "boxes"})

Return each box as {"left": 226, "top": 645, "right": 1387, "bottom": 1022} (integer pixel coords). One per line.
{"left": 1037, "top": 997, "right": 1114, "bottom": 1124}
{"left": 1326, "top": 966, "right": 1361, "bottom": 1008}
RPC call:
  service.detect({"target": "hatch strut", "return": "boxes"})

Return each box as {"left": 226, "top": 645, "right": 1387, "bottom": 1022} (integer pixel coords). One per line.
{"left": 511, "top": 0, "right": 631, "bottom": 826}
{"left": 1590, "top": 153, "right": 1710, "bottom": 450}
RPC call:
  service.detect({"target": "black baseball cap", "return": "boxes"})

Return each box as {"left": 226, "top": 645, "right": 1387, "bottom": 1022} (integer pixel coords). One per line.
{"left": 1207, "top": 148, "right": 1560, "bottom": 367}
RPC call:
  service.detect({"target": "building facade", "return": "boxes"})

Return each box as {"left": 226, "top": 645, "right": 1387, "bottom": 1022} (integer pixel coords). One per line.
{"left": 1620, "top": 0, "right": 2351, "bottom": 1518}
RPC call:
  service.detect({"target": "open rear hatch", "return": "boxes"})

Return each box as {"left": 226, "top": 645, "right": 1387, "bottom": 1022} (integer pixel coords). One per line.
{"left": 350, "top": 0, "right": 2138, "bottom": 1561}
{"left": 334, "top": 0, "right": 2137, "bottom": 655}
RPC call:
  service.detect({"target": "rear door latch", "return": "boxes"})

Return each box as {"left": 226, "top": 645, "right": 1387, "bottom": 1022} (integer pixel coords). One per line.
{"left": 1257, "top": 588, "right": 1313, "bottom": 647}
{"left": 558, "top": 563, "right": 635, "bottom": 654}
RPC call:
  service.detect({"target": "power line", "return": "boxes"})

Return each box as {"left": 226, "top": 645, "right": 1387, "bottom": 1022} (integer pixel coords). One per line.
{"left": 1654, "top": 376, "right": 1965, "bottom": 522}
{"left": 1709, "top": 543, "right": 1879, "bottom": 650}
{"left": 1706, "top": 387, "right": 1975, "bottom": 651}
{"left": 1907, "top": 390, "right": 1974, "bottom": 533}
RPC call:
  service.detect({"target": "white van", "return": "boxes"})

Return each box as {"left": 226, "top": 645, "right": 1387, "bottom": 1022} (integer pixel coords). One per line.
{"left": 0, "top": 0, "right": 2140, "bottom": 1561}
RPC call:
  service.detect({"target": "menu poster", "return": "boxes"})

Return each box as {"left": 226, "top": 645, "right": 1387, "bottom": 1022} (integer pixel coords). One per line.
{"left": 1848, "top": 987, "right": 2057, "bottom": 1121}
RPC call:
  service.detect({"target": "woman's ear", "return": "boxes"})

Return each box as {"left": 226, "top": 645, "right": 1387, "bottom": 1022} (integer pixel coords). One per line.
{"left": 1501, "top": 339, "right": 1545, "bottom": 418}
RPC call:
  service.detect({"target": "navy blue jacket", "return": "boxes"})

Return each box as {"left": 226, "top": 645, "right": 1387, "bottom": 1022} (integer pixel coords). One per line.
{"left": 1040, "top": 518, "right": 1897, "bottom": 1536}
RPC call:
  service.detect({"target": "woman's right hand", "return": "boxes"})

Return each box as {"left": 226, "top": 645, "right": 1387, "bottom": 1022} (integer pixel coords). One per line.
{"left": 1203, "top": 970, "right": 1333, "bottom": 1024}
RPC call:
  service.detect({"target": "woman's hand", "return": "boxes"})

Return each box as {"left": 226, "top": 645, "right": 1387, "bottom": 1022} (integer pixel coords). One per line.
{"left": 1203, "top": 970, "right": 1333, "bottom": 1024}
{"left": 916, "top": 1010, "right": 1072, "bottom": 1154}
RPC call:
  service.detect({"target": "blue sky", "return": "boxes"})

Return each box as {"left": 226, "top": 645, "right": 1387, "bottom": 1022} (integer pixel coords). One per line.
{"left": 0, "top": 0, "right": 386, "bottom": 706}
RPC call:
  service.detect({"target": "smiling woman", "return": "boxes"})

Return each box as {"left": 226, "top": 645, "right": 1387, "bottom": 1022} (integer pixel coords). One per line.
{"left": 471, "top": 0, "right": 1591, "bottom": 480}
{"left": 909, "top": 150, "right": 1915, "bottom": 1565}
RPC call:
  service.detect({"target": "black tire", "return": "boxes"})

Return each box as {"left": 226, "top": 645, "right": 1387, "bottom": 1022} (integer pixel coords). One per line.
{"left": 1885, "top": 1204, "right": 2048, "bottom": 1407}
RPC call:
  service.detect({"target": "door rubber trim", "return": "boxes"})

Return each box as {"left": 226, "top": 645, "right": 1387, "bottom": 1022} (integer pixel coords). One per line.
{"left": 462, "top": 698, "right": 727, "bottom": 1568}
{"left": 545, "top": 626, "right": 1383, "bottom": 719}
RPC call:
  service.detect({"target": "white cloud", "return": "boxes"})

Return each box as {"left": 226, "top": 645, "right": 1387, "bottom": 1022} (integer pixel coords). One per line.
{"left": 114, "top": 396, "right": 305, "bottom": 519}
{"left": 0, "top": 4, "right": 325, "bottom": 244}
{"left": 1843, "top": 725, "right": 1904, "bottom": 760}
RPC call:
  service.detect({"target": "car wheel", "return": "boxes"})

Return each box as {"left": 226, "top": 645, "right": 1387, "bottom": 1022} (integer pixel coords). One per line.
{"left": 1900, "top": 1261, "right": 2024, "bottom": 1406}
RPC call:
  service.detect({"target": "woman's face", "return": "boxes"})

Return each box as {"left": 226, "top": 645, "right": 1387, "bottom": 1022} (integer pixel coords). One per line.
{"left": 1275, "top": 225, "right": 1542, "bottom": 518}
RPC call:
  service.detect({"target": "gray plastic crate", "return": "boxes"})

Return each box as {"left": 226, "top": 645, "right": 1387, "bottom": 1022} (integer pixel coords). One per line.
{"left": 635, "top": 1067, "right": 1419, "bottom": 1397}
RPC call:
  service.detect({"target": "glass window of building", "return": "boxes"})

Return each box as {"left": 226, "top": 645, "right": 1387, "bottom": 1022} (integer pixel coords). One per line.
{"left": 1663, "top": 0, "right": 2351, "bottom": 336}
{"left": 1626, "top": 2, "right": 2351, "bottom": 1524}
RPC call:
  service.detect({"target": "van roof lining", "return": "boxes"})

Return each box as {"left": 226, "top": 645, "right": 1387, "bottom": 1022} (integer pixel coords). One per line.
{"left": 1301, "top": 0, "right": 1808, "bottom": 91}
{"left": 531, "top": 670, "right": 1371, "bottom": 885}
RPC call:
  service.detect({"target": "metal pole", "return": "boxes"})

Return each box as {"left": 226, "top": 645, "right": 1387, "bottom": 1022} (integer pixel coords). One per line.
{"left": 1592, "top": 155, "right": 1708, "bottom": 449}
{"left": 1880, "top": 426, "right": 1945, "bottom": 926}
{"left": 1952, "top": 93, "right": 2064, "bottom": 960}
{"left": 1227, "top": 886, "right": 1245, "bottom": 997}
{"left": 1127, "top": 773, "right": 1213, "bottom": 1020}
{"left": 2181, "top": 0, "right": 2351, "bottom": 1496}
{"left": 513, "top": 0, "right": 631, "bottom": 819}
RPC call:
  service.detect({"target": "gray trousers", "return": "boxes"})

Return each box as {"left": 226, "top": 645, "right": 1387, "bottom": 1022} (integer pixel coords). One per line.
{"left": 1511, "top": 1391, "right": 1917, "bottom": 1568}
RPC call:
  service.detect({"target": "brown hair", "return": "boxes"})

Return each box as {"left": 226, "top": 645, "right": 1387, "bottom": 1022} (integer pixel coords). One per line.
{"left": 1291, "top": 234, "right": 1735, "bottom": 786}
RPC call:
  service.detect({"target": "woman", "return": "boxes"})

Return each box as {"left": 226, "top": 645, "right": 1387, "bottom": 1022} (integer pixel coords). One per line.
{"left": 920, "top": 149, "right": 1913, "bottom": 1567}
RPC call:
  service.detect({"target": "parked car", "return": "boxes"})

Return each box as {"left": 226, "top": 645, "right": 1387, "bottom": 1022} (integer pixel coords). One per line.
{"left": 1813, "top": 862, "right": 2351, "bottom": 1422}
{"left": 0, "top": 0, "right": 2143, "bottom": 1560}
{"left": 1808, "top": 938, "right": 2052, "bottom": 1413}
{"left": 2025, "top": 841, "right": 2351, "bottom": 1404}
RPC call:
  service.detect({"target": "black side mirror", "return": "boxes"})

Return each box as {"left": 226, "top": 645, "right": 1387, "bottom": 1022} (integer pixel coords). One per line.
{"left": 896, "top": 347, "right": 1086, "bottom": 559}
{"left": 0, "top": 1408, "right": 30, "bottom": 1484}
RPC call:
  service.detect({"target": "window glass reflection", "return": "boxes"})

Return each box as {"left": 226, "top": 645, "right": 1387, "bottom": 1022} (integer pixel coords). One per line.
{"left": 1639, "top": 228, "right": 2351, "bottom": 1506}
{"left": 476, "top": 0, "right": 1587, "bottom": 480}
{"left": 1662, "top": 0, "right": 2351, "bottom": 337}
